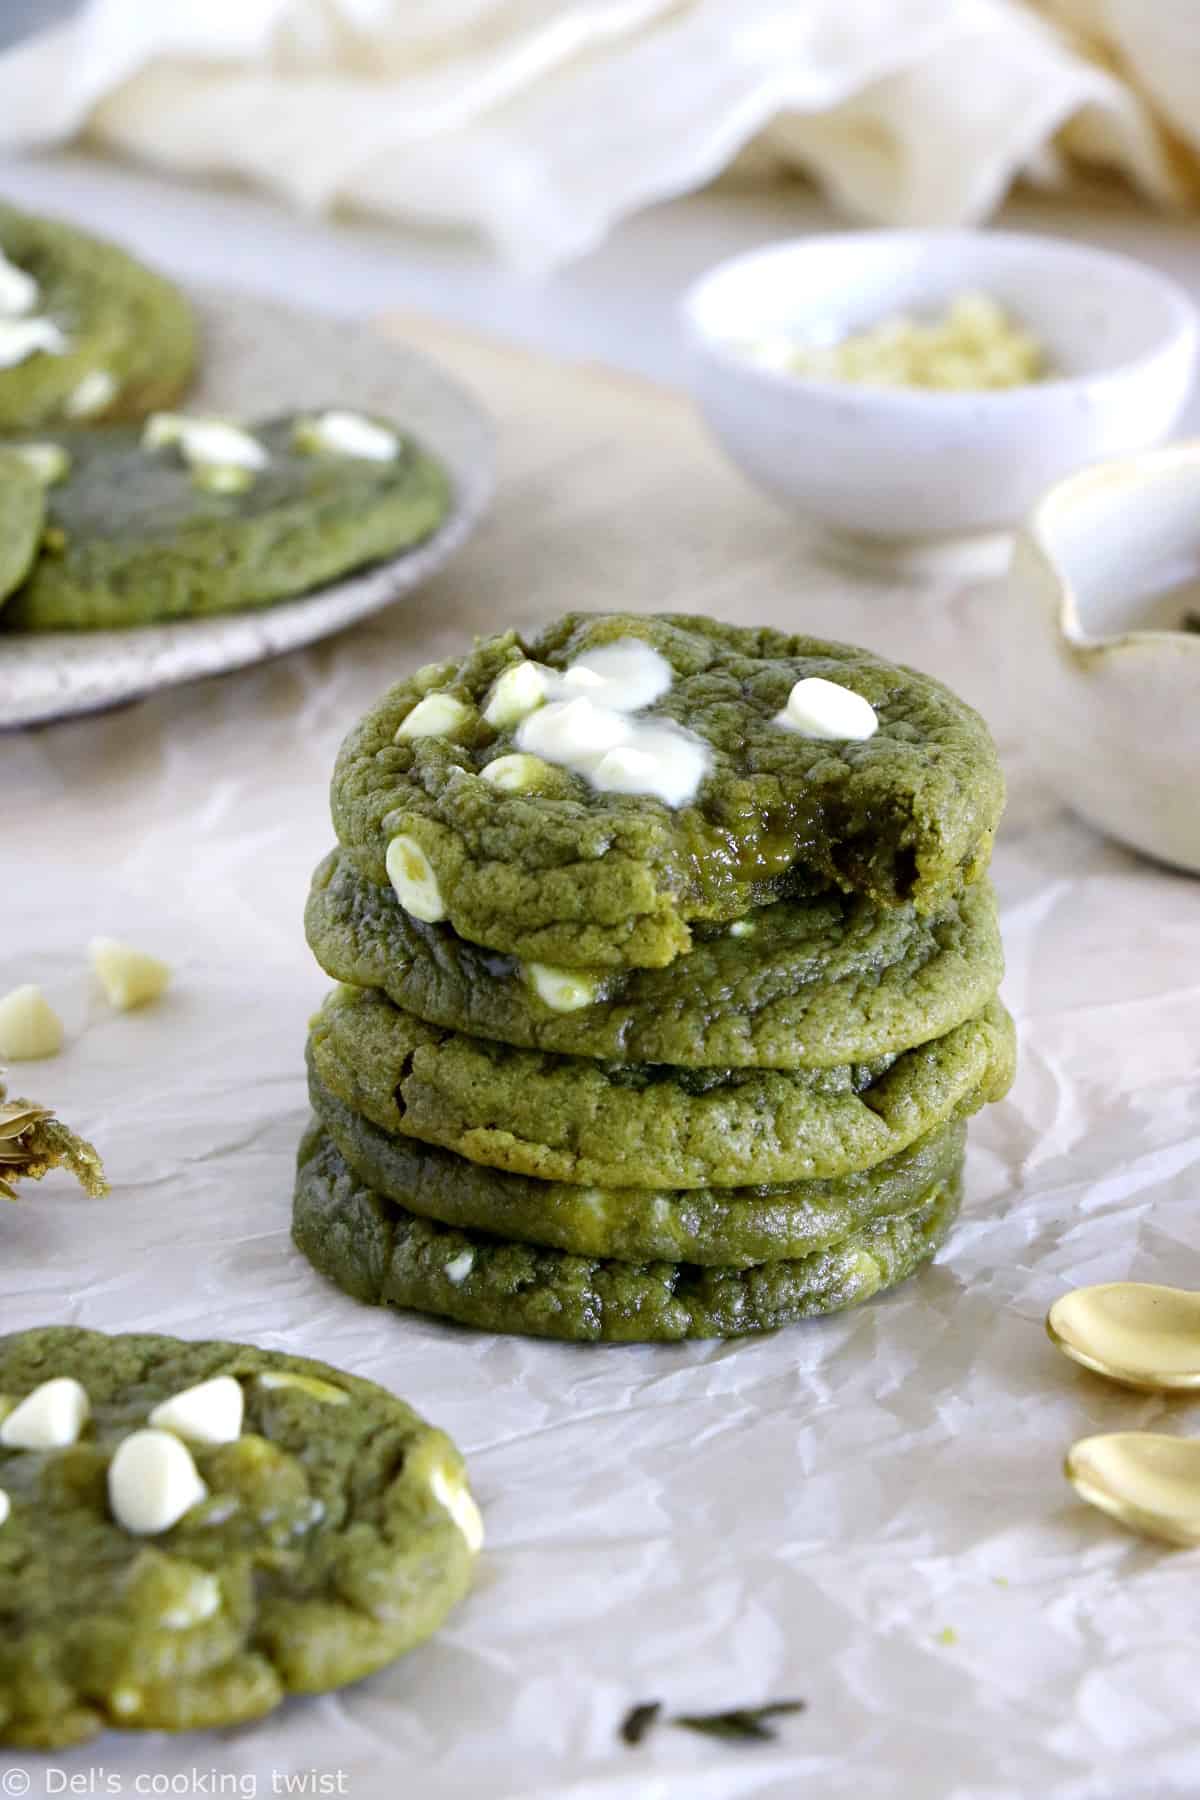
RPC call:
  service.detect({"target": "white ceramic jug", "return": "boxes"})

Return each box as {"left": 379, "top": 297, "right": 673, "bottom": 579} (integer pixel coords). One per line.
{"left": 1006, "top": 444, "right": 1200, "bottom": 873}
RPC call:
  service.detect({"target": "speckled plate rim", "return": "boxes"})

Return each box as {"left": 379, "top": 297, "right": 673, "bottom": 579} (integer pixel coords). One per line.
{"left": 0, "top": 288, "right": 495, "bottom": 729}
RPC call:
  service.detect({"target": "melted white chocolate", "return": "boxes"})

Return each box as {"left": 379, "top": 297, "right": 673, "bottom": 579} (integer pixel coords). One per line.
{"left": 512, "top": 640, "right": 710, "bottom": 807}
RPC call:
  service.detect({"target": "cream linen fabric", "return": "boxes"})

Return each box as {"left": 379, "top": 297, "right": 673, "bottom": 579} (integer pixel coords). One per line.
{"left": 0, "top": 0, "right": 1194, "bottom": 268}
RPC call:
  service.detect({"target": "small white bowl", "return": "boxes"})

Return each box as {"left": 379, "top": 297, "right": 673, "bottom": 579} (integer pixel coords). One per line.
{"left": 1006, "top": 442, "right": 1200, "bottom": 873}
{"left": 682, "top": 231, "right": 1198, "bottom": 565}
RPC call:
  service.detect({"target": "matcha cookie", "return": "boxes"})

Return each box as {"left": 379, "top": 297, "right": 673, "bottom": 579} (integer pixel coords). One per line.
{"left": 0, "top": 1327, "right": 480, "bottom": 1749}
{"left": 0, "top": 203, "right": 195, "bottom": 431}
{"left": 309, "top": 983, "right": 1015, "bottom": 1190}
{"left": 2, "top": 414, "right": 452, "bottom": 630}
{"left": 0, "top": 451, "right": 43, "bottom": 606}
{"left": 307, "top": 849, "right": 1003, "bottom": 1069}
{"left": 294, "top": 1125, "right": 962, "bottom": 1342}
{"left": 331, "top": 615, "right": 1004, "bottom": 969}
{"left": 311, "top": 1057, "right": 968, "bottom": 1265}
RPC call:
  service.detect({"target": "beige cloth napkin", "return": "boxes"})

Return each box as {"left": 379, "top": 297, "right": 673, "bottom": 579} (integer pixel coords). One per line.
{"left": 0, "top": 0, "right": 1193, "bottom": 269}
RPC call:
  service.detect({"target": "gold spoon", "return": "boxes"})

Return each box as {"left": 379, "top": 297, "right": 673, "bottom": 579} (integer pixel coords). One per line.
{"left": 1066, "top": 1432, "right": 1200, "bottom": 1547}
{"left": 1046, "top": 1283, "right": 1200, "bottom": 1392}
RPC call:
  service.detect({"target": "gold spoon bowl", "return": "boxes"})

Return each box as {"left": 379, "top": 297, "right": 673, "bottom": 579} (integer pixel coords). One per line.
{"left": 1066, "top": 1432, "right": 1200, "bottom": 1547}
{"left": 1046, "top": 1282, "right": 1200, "bottom": 1392}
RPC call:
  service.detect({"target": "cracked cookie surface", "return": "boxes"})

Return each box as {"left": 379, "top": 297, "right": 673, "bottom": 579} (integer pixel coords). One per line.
{"left": 0, "top": 453, "right": 44, "bottom": 608}
{"left": 0, "top": 1326, "right": 478, "bottom": 1748}
{"left": 307, "top": 848, "right": 1003, "bottom": 1068}
{"left": 294, "top": 1125, "right": 963, "bottom": 1342}
{"left": 2, "top": 414, "right": 451, "bottom": 630}
{"left": 309, "top": 983, "right": 1015, "bottom": 1190}
{"left": 331, "top": 614, "right": 1004, "bottom": 970}
{"left": 0, "top": 203, "right": 195, "bottom": 431}
{"left": 310, "top": 1057, "right": 969, "bottom": 1265}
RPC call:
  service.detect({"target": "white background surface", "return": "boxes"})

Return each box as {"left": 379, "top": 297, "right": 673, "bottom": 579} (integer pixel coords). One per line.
{"left": 3, "top": 151, "right": 1200, "bottom": 1800}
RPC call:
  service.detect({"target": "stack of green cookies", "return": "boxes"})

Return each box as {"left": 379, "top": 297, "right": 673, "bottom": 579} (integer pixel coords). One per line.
{"left": 296, "top": 612, "right": 1015, "bottom": 1343}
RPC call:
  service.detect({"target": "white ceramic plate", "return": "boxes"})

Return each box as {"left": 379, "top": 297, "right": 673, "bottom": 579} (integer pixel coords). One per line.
{"left": 0, "top": 289, "right": 495, "bottom": 728}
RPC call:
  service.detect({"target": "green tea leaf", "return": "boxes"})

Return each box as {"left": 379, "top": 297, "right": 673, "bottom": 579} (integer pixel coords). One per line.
{"left": 619, "top": 1701, "right": 662, "bottom": 1746}
{"left": 673, "top": 1700, "right": 807, "bottom": 1744}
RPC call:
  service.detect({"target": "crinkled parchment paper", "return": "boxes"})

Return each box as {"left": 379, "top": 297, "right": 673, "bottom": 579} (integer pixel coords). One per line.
{"left": 2, "top": 315, "right": 1198, "bottom": 1800}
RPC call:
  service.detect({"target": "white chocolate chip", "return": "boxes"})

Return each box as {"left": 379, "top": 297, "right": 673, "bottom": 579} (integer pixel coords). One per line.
{"left": 481, "top": 753, "right": 548, "bottom": 793}
{"left": 395, "top": 693, "right": 474, "bottom": 741}
{"left": 777, "top": 677, "right": 878, "bottom": 741}
{"left": 191, "top": 463, "right": 254, "bottom": 495}
{"left": 738, "top": 291, "right": 1045, "bottom": 391}
{"left": 0, "top": 985, "right": 64, "bottom": 1061}
{"left": 0, "top": 1489, "right": 9, "bottom": 1526}
{"left": 258, "top": 1370, "right": 349, "bottom": 1405}
{"left": 90, "top": 938, "right": 171, "bottom": 1011}
{"left": 561, "top": 639, "right": 673, "bottom": 711}
{"left": 160, "top": 1569, "right": 221, "bottom": 1630}
{"left": 0, "top": 317, "right": 66, "bottom": 368}
{"left": 483, "top": 660, "right": 550, "bottom": 729}
{"left": 503, "top": 648, "right": 710, "bottom": 807}
{"left": 9, "top": 442, "right": 70, "bottom": 484}
{"left": 65, "top": 368, "right": 117, "bottom": 418}
{"left": 149, "top": 1376, "right": 243, "bottom": 1447}
{"left": 294, "top": 410, "right": 398, "bottom": 461}
{"left": 558, "top": 666, "right": 604, "bottom": 692}
{"left": 590, "top": 745, "right": 660, "bottom": 793}
{"left": 143, "top": 415, "right": 268, "bottom": 473}
{"left": 444, "top": 1250, "right": 474, "bottom": 1284}
{"left": 592, "top": 722, "right": 710, "bottom": 808}
{"left": 517, "top": 696, "right": 631, "bottom": 764}
{"left": 526, "top": 963, "right": 598, "bottom": 1013}
{"left": 107, "top": 1430, "right": 208, "bottom": 1536}
{"left": 126, "top": 1551, "right": 224, "bottom": 1630}
{"left": 736, "top": 332, "right": 805, "bottom": 373}
{"left": 385, "top": 834, "right": 447, "bottom": 924}
{"left": 430, "top": 1462, "right": 484, "bottom": 1554}
{"left": 0, "top": 251, "right": 37, "bottom": 317}
{"left": 1, "top": 1377, "right": 90, "bottom": 1449}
